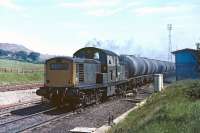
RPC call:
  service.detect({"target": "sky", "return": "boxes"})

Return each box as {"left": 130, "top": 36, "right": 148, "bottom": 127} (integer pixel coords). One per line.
{"left": 0, "top": 0, "right": 200, "bottom": 60}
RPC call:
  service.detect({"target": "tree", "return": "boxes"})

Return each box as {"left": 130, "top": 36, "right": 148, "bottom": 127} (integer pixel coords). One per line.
{"left": 28, "top": 52, "right": 40, "bottom": 62}
{"left": 15, "top": 51, "right": 28, "bottom": 60}
{"left": 0, "top": 49, "right": 8, "bottom": 56}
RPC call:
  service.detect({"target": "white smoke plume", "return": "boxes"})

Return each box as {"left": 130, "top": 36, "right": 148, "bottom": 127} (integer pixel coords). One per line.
{"left": 85, "top": 38, "right": 169, "bottom": 61}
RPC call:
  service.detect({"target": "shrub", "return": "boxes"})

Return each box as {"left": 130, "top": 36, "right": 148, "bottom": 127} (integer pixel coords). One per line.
{"left": 185, "top": 87, "right": 200, "bottom": 100}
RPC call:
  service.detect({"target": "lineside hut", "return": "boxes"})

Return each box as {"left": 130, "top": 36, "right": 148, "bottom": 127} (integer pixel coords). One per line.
{"left": 172, "top": 44, "right": 200, "bottom": 80}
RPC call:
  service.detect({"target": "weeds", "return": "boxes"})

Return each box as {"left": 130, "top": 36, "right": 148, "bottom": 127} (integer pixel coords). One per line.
{"left": 109, "top": 80, "right": 200, "bottom": 133}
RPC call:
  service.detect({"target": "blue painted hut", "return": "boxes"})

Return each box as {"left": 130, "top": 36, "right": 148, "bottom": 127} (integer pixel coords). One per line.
{"left": 172, "top": 48, "right": 200, "bottom": 80}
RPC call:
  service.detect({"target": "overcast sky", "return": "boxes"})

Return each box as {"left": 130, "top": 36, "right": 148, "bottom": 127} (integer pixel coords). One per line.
{"left": 0, "top": 0, "right": 200, "bottom": 58}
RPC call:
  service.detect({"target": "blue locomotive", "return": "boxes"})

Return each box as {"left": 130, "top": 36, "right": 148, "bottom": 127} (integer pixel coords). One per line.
{"left": 36, "top": 47, "right": 175, "bottom": 106}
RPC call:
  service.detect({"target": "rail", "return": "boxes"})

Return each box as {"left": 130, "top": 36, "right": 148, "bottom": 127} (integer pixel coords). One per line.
{"left": 0, "top": 99, "right": 42, "bottom": 117}
{"left": 0, "top": 107, "right": 56, "bottom": 127}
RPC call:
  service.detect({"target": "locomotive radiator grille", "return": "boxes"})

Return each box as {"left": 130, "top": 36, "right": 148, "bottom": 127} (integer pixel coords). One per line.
{"left": 79, "top": 64, "right": 84, "bottom": 82}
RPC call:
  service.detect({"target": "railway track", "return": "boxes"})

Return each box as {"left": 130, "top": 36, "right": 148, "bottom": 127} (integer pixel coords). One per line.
{"left": 0, "top": 99, "right": 42, "bottom": 117}
{"left": 21, "top": 85, "right": 155, "bottom": 132}
{"left": 21, "top": 85, "right": 154, "bottom": 133}
{"left": 0, "top": 98, "right": 96, "bottom": 133}
{"left": 0, "top": 106, "right": 57, "bottom": 133}
{"left": 0, "top": 85, "right": 154, "bottom": 133}
{"left": 18, "top": 111, "right": 75, "bottom": 133}
{"left": 0, "top": 98, "right": 112, "bottom": 132}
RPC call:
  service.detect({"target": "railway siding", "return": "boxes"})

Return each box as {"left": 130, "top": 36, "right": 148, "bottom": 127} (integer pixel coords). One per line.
{"left": 0, "top": 107, "right": 56, "bottom": 133}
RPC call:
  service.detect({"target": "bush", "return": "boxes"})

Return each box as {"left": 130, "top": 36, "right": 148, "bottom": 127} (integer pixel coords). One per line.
{"left": 185, "top": 87, "right": 200, "bottom": 100}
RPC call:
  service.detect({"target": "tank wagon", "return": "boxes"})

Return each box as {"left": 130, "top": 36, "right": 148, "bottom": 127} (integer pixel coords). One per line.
{"left": 36, "top": 47, "right": 175, "bottom": 107}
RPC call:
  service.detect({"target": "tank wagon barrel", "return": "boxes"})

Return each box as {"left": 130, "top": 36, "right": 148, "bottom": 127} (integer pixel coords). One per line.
{"left": 119, "top": 55, "right": 175, "bottom": 78}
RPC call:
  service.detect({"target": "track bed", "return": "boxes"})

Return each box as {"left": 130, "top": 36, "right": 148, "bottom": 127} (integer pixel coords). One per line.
{"left": 26, "top": 85, "right": 154, "bottom": 133}
{"left": 0, "top": 83, "right": 42, "bottom": 92}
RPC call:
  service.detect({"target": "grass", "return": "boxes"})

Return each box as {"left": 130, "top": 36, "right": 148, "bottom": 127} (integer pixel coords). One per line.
{"left": 109, "top": 80, "right": 200, "bottom": 133}
{"left": 0, "top": 72, "right": 43, "bottom": 86}
{"left": 0, "top": 59, "right": 44, "bottom": 85}
{"left": 0, "top": 59, "right": 43, "bottom": 69}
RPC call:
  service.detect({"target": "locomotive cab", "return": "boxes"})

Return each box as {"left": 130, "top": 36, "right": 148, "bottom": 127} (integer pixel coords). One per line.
{"left": 45, "top": 57, "right": 75, "bottom": 88}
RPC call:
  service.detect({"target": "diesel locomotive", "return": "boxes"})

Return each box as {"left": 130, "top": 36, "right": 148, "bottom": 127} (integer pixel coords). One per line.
{"left": 36, "top": 47, "right": 175, "bottom": 107}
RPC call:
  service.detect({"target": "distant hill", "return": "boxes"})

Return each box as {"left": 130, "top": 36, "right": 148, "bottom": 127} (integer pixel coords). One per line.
{"left": 0, "top": 43, "right": 32, "bottom": 53}
{"left": 0, "top": 43, "right": 54, "bottom": 63}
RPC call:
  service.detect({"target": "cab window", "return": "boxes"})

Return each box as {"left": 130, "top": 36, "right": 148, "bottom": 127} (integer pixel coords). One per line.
{"left": 50, "top": 63, "right": 68, "bottom": 70}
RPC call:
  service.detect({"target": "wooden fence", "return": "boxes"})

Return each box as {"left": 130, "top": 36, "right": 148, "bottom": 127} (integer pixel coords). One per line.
{"left": 0, "top": 67, "right": 44, "bottom": 73}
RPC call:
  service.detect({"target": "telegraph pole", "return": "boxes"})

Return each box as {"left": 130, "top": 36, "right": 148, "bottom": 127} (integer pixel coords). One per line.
{"left": 167, "top": 24, "right": 172, "bottom": 62}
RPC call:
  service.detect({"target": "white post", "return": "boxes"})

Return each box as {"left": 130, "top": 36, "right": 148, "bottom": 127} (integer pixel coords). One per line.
{"left": 154, "top": 74, "right": 163, "bottom": 92}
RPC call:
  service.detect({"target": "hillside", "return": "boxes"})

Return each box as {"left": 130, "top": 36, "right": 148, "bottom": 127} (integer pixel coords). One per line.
{"left": 0, "top": 43, "right": 53, "bottom": 63}
{"left": 0, "top": 43, "right": 32, "bottom": 53}
{"left": 109, "top": 80, "right": 200, "bottom": 133}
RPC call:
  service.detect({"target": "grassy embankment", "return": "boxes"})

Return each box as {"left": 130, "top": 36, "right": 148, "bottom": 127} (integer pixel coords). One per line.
{"left": 109, "top": 80, "right": 200, "bottom": 133}
{"left": 0, "top": 59, "right": 44, "bottom": 85}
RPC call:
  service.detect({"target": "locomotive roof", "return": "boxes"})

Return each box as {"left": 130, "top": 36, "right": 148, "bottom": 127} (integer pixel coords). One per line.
{"left": 73, "top": 47, "right": 118, "bottom": 57}
{"left": 46, "top": 56, "right": 100, "bottom": 64}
